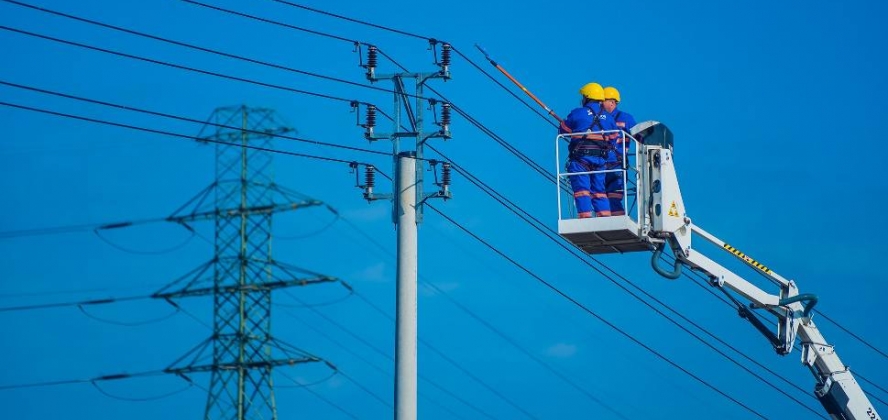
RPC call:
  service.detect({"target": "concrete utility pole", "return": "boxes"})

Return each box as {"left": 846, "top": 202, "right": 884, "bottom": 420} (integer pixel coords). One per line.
{"left": 358, "top": 43, "right": 453, "bottom": 420}
{"left": 395, "top": 151, "right": 419, "bottom": 419}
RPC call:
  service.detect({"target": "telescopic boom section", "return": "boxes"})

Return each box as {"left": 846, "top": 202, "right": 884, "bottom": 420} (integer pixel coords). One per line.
{"left": 555, "top": 121, "right": 881, "bottom": 420}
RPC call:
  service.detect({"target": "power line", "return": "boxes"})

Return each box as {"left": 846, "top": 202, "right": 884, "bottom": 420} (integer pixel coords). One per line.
{"left": 0, "top": 100, "right": 374, "bottom": 165}
{"left": 276, "top": 369, "right": 361, "bottom": 420}
{"left": 270, "top": 0, "right": 429, "bottom": 41}
{"left": 278, "top": 293, "right": 532, "bottom": 419}
{"left": 0, "top": 369, "right": 167, "bottom": 391}
{"left": 815, "top": 310, "right": 888, "bottom": 361}
{"left": 10, "top": 1, "right": 880, "bottom": 413}
{"left": 0, "top": 1, "right": 436, "bottom": 103}
{"left": 339, "top": 218, "right": 630, "bottom": 418}
{"left": 450, "top": 45, "right": 556, "bottom": 127}
{"left": 425, "top": 203, "right": 771, "bottom": 420}
{"left": 0, "top": 25, "right": 424, "bottom": 108}
{"left": 283, "top": 311, "right": 473, "bottom": 420}
{"left": 265, "top": 0, "right": 555, "bottom": 126}
{"left": 433, "top": 150, "right": 824, "bottom": 417}
{"left": 222, "top": 5, "right": 824, "bottom": 412}
{"left": 167, "top": 0, "right": 564, "bottom": 190}
{"left": 183, "top": 0, "right": 363, "bottom": 46}
{"left": 0, "top": 80, "right": 392, "bottom": 158}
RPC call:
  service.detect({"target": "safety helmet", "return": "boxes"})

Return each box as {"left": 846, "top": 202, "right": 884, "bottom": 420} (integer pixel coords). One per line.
{"left": 578, "top": 83, "right": 605, "bottom": 101}
{"left": 603, "top": 86, "right": 621, "bottom": 102}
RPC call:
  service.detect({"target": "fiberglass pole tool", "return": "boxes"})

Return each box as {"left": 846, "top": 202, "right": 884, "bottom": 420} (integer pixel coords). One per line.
{"left": 475, "top": 44, "right": 566, "bottom": 127}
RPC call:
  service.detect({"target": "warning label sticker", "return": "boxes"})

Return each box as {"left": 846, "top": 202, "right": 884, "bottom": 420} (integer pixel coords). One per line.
{"left": 668, "top": 201, "right": 679, "bottom": 217}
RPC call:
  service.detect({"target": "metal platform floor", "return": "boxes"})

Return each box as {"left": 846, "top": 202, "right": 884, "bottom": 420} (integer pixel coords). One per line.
{"left": 558, "top": 216, "right": 654, "bottom": 254}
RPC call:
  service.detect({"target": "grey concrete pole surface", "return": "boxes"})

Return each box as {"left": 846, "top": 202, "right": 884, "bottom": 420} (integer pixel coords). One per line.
{"left": 394, "top": 151, "right": 418, "bottom": 420}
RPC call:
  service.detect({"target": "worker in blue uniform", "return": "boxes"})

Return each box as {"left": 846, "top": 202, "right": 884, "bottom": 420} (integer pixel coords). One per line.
{"left": 602, "top": 86, "right": 637, "bottom": 216}
{"left": 561, "top": 82, "right": 617, "bottom": 218}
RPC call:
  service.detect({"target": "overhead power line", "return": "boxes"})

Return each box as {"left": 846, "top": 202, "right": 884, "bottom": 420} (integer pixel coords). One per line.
{"left": 212, "top": 4, "right": 838, "bottom": 413}
{"left": 183, "top": 0, "right": 363, "bottom": 45}
{"left": 430, "top": 147, "right": 825, "bottom": 417}
{"left": 337, "top": 217, "right": 630, "bottom": 418}
{"left": 0, "top": 100, "right": 376, "bottom": 165}
{"left": 0, "top": 80, "right": 392, "bottom": 158}
{"left": 426, "top": 203, "right": 771, "bottom": 420}
{"left": 0, "top": 1, "right": 435, "bottom": 100}
{"left": 0, "top": 24, "right": 428, "bottom": 108}
{"left": 0, "top": 369, "right": 167, "bottom": 391}
{"left": 279, "top": 291, "right": 536, "bottom": 419}
{"left": 264, "top": 0, "right": 554, "bottom": 125}
{"left": 270, "top": 0, "right": 429, "bottom": 41}
{"left": 284, "top": 312, "right": 472, "bottom": 420}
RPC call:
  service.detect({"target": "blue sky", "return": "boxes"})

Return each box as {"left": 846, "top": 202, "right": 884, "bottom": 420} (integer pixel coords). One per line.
{"left": 1, "top": 0, "right": 886, "bottom": 419}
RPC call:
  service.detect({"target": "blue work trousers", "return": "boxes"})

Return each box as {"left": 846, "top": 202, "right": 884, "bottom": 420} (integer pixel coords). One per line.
{"left": 567, "top": 155, "right": 610, "bottom": 218}
{"left": 605, "top": 153, "right": 625, "bottom": 216}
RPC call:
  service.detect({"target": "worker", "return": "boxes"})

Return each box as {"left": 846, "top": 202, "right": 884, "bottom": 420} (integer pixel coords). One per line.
{"left": 561, "top": 82, "right": 617, "bottom": 218}
{"left": 602, "top": 86, "right": 636, "bottom": 216}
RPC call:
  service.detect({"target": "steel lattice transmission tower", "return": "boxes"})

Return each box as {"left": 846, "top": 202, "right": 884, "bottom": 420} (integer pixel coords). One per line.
{"left": 159, "top": 106, "right": 336, "bottom": 420}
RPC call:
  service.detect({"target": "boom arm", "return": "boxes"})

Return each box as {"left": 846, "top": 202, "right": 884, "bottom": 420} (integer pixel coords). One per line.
{"left": 640, "top": 140, "right": 881, "bottom": 420}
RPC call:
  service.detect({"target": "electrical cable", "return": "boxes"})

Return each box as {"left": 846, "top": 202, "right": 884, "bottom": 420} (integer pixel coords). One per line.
{"left": 275, "top": 369, "right": 339, "bottom": 389}
{"left": 179, "top": 0, "right": 560, "bottom": 183}
{"left": 815, "top": 310, "right": 888, "bottom": 361}
{"left": 78, "top": 303, "right": 181, "bottom": 327}
{"left": 434, "top": 155, "right": 824, "bottom": 417}
{"left": 90, "top": 379, "right": 193, "bottom": 402}
{"left": 274, "top": 210, "right": 340, "bottom": 240}
{"left": 336, "top": 369, "right": 394, "bottom": 410}
{"left": 183, "top": 0, "right": 363, "bottom": 45}
{"left": 337, "top": 216, "right": 630, "bottom": 418}
{"left": 273, "top": 281, "right": 354, "bottom": 308}
{"left": 10, "top": 1, "right": 880, "bottom": 412}
{"left": 0, "top": 80, "right": 392, "bottom": 158}
{"left": 277, "top": 294, "right": 526, "bottom": 419}
{"left": 0, "top": 3, "right": 434, "bottom": 101}
{"left": 450, "top": 46, "right": 556, "bottom": 127}
{"left": 92, "top": 226, "right": 196, "bottom": 255}
{"left": 265, "top": 0, "right": 556, "bottom": 127}
{"left": 285, "top": 311, "right": 473, "bottom": 420}
{"left": 0, "top": 369, "right": 166, "bottom": 391}
{"left": 0, "top": 22, "right": 431, "bottom": 104}
{"left": 0, "top": 293, "right": 149, "bottom": 313}
{"left": 426, "top": 203, "right": 771, "bottom": 419}
{"left": 270, "top": 0, "right": 429, "bottom": 41}
{"left": 276, "top": 368, "right": 360, "bottom": 420}
{"left": 0, "top": 100, "right": 375, "bottom": 165}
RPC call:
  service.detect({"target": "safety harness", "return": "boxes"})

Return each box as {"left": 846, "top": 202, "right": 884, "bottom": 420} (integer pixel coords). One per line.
{"left": 569, "top": 105, "right": 612, "bottom": 158}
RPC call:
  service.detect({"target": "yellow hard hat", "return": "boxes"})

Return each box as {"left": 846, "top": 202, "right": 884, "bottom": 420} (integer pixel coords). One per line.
{"left": 603, "top": 86, "right": 621, "bottom": 102}
{"left": 579, "top": 83, "right": 605, "bottom": 101}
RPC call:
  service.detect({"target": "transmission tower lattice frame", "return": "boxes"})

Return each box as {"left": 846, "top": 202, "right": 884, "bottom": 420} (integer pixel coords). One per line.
{"left": 160, "top": 106, "right": 333, "bottom": 420}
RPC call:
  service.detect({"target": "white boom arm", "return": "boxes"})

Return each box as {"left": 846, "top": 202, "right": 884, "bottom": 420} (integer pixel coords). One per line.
{"left": 639, "top": 139, "right": 881, "bottom": 420}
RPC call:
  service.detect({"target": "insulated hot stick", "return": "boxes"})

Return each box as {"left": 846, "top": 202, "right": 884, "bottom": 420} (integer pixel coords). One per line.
{"left": 475, "top": 44, "right": 568, "bottom": 131}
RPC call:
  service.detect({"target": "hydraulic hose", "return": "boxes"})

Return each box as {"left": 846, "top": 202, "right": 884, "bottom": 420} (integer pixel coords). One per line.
{"left": 779, "top": 293, "right": 818, "bottom": 318}
{"left": 651, "top": 243, "right": 682, "bottom": 280}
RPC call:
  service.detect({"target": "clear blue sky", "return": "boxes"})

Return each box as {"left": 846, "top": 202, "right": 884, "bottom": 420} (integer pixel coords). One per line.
{"left": 1, "top": 0, "right": 886, "bottom": 419}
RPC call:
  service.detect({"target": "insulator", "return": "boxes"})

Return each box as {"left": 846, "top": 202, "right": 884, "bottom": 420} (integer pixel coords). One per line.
{"left": 441, "top": 103, "right": 452, "bottom": 126}
{"left": 439, "top": 43, "right": 452, "bottom": 78}
{"left": 441, "top": 43, "right": 452, "bottom": 67}
{"left": 365, "top": 165, "right": 376, "bottom": 189}
{"left": 441, "top": 162, "right": 452, "bottom": 198}
{"left": 366, "top": 46, "right": 378, "bottom": 80}
{"left": 441, "top": 102, "right": 452, "bottom": 137}
{"left": 364, "top": 104, "right": 377, "bottom": 139}
{"left": 441, "top": 162, "right": 451, "bottom": 187}
{"left": 366, "top": 105, "right": 377, "bottom": 127}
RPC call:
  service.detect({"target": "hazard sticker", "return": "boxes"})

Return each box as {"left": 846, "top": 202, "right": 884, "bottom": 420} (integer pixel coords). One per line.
{"left": 668, "top": 201, "right": 679, "bottom": 217}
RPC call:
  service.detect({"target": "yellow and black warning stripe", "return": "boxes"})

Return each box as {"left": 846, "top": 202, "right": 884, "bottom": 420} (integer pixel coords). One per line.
{"left": 723, "top": 244, "right": 773, "bottom": 275}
